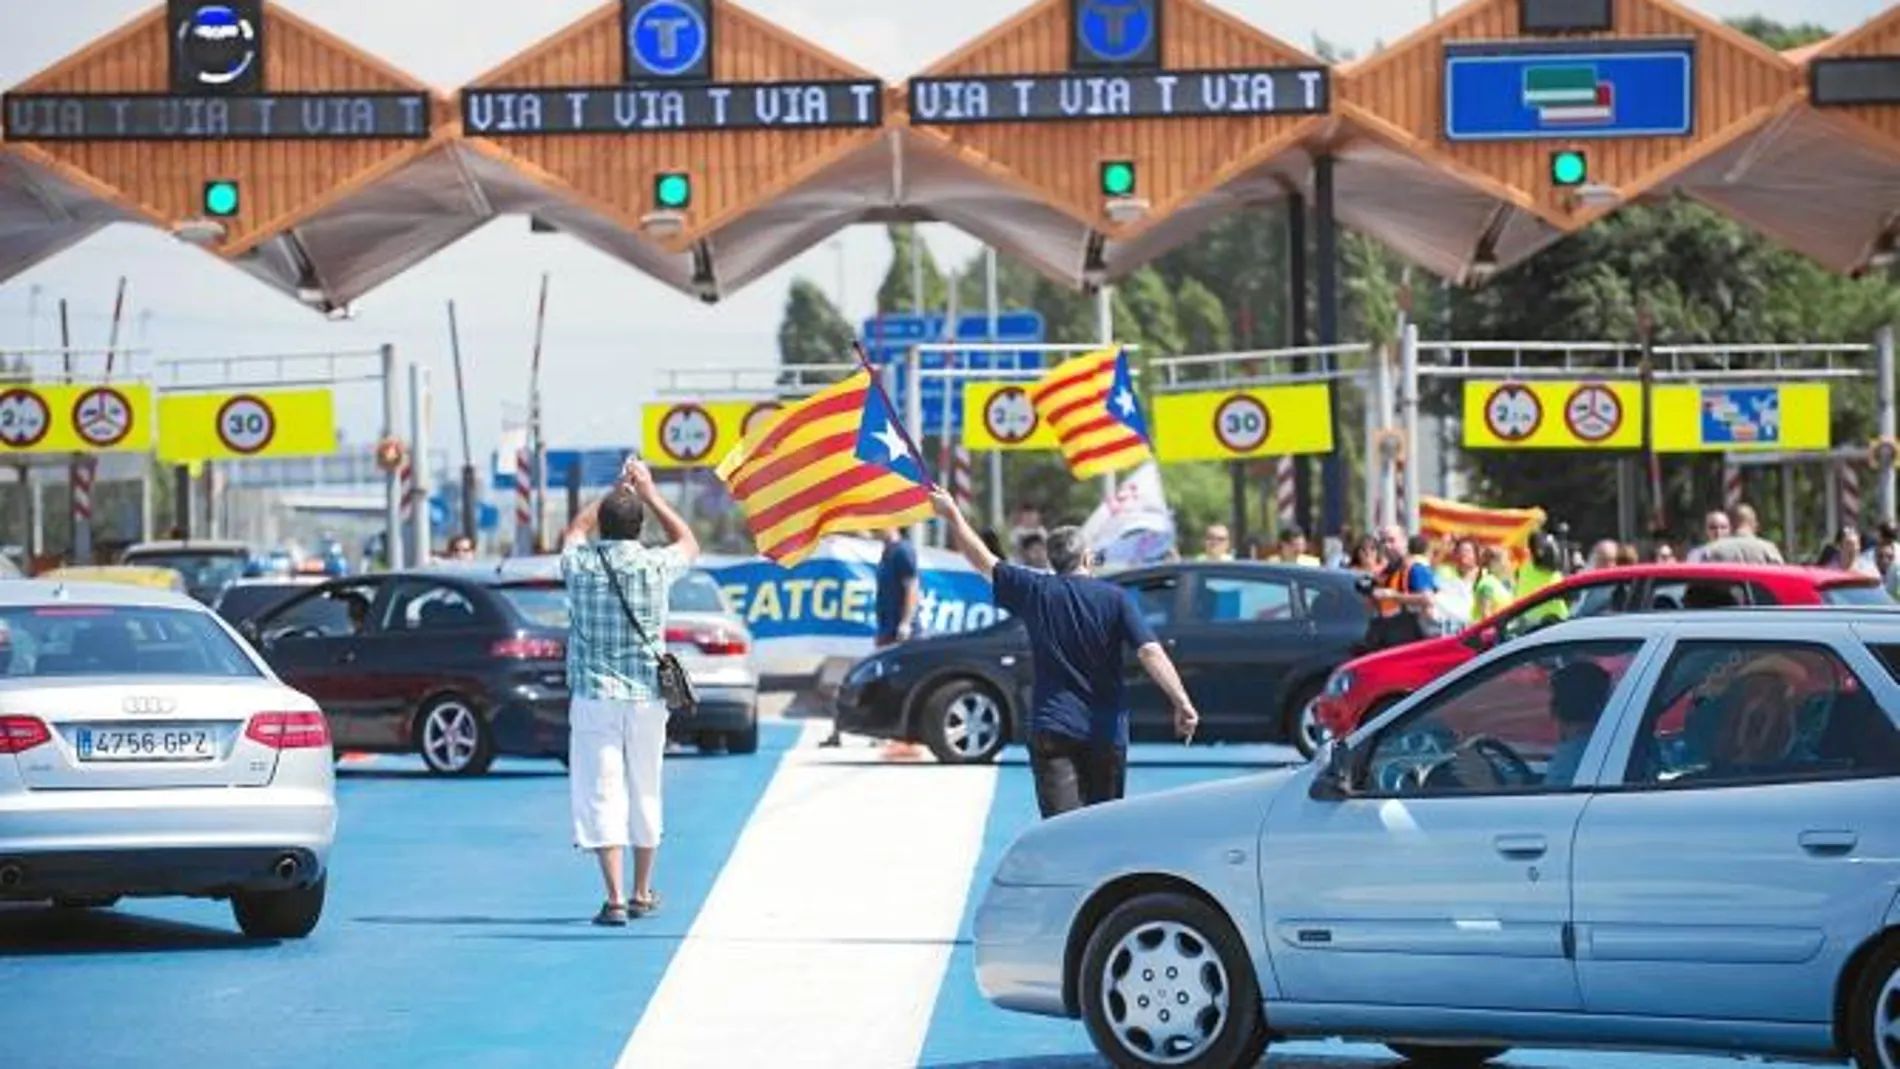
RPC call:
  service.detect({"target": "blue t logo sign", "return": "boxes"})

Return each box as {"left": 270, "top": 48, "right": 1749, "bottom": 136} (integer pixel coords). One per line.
{"left": 1075, "top": 0, "right": 1156, "bottom": 67}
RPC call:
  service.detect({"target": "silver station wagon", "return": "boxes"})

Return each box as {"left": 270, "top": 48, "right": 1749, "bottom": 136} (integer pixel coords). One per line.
{"left": 974, "top": 608, "right": 1900, "bottom": 1069}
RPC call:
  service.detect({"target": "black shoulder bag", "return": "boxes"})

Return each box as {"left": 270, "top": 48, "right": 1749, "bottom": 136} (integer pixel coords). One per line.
{"left": 595, "top": 546, "right": 697, "bottom": 718}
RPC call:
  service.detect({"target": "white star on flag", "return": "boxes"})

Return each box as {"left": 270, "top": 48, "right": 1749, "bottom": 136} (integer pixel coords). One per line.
{"left": 1114, "top": 389, "right": 1136, "bottom": 416}
{"left": 873, "top": 423, "right": 911, "bottom": 462}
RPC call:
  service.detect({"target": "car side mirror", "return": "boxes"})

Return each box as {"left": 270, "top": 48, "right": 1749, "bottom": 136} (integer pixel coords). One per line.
{"left": 1308, "top": 740, "right": 1356, "bottom": 802}
{"left": 237, "top": 620, "right": 262, "bottom": 646}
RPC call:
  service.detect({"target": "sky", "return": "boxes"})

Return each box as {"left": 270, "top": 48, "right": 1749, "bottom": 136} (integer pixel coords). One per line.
{"left": 0, "top": 0, "right": 1888, "bottom": 475}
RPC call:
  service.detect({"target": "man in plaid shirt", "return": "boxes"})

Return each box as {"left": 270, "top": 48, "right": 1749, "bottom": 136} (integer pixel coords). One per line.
{"left": 561, "top": 456, "right": 697, "bottom": 926}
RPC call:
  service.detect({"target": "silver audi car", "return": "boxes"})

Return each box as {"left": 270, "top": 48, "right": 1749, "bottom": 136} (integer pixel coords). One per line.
{"left": 0, "top": 580, "right": 336, "bottom": 938}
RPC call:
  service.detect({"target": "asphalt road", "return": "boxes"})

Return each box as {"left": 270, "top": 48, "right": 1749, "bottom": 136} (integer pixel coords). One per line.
{"left": 0, "top": 704, "right": 1844, "bottom": 1069}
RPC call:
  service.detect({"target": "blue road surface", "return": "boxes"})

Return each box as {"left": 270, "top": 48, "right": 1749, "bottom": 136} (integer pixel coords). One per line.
{"left": 0, "top": 724, "right": 1839, "bottom": 1069}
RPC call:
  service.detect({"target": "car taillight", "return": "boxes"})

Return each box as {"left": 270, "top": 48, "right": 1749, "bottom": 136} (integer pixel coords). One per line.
{"left": 665, "top": 625, "right": 748, "bottom": 657}
{"left": 246, "top": 712, "right": 331, "bottom": 750}
{"left": 492, "top": 637, "right": 566, "bottom": 661}
{"left": 0, "top": 716, "right": 50, "bottom": 754}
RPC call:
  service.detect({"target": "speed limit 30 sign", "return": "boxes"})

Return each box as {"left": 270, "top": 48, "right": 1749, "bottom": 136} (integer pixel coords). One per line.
{"left": 216, "top": 395, "right": 277, "bottom": 454}
{"left": 1212, "top": 394, "right": 1271, "bottom": 454}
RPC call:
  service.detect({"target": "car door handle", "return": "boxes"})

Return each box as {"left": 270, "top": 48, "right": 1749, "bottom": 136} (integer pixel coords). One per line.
{"left": 1494, "top": 834, "right": 1547, "bottom": 859}
{"left": 1799, "top": 830, "right": 1858, "bottom": 855}
{"left": 336, "top": 650, "right": 358, "bottom": 665}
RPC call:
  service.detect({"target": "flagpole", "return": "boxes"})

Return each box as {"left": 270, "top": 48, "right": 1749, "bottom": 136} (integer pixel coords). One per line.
{"left": 852, "top": 341, "right": 937, "bottom": 491}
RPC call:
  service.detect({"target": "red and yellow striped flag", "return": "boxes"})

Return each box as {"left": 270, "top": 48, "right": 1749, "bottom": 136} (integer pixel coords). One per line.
{"left": 1030, "top": 347, "right": 1152, "bottom": 479}
{"left": 714, "top": 370, "right": 934, "bottom": 566}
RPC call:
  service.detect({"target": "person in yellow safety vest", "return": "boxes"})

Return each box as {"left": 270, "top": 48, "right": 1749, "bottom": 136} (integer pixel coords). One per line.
{"left": 1515, "top": 533, "right": 1568, "bottom": 625}
{"left": 1473, "top": 545, "right": 1515, "bottom": 621}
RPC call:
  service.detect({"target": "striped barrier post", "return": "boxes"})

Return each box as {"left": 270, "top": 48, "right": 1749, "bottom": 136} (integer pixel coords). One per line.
{"left": 514, "top": 448, "right": 534, "bottom": 554}
{"left": 71, "top": 456, "right": 94, "bottom": 562}
{"left": 1275, "top": 456, "right": 1296, "bottom": 531}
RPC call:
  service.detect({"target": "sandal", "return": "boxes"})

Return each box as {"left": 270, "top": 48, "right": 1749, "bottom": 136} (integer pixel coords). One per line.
{"left": 629, "top": 891, "right": 662, "bottom": 918}
{"left": 592, "top": 901, "right": 629, "bottom": 927}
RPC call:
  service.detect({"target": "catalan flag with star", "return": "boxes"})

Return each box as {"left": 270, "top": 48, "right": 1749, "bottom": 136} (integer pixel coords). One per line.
{"left": 1030, "top": 346, "right": 1153, "bottom": 479}
{"left": 714, "top": 370, "right": 935, "bottom": 567}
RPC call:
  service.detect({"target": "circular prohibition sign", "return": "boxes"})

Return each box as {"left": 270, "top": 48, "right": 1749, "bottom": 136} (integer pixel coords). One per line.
{"left": 982, "top": 386, "right": 1039, "bottom": 445}
{"left": 658, "top": 403, "right": 718, "bottom": 464}
{"left": 216, "top": 394, "right": 278, "bottom": 455}
{"left": 71, "top": 386, "right": 135, "bottom": 449}
{"left": 1563, "top": 384, "right": 1624, "bottom": 444}
{"left": 1212, "top": 394, "right": 1271, "bottom": 454}
{"left": 1482, "top": 383, "right": 1543, "bottom": 443}
{"left": 741, "top": 402, "right": 783, "bottom": 439}
{"left": 0, "top": 388, "right": 51, "bottom": 449}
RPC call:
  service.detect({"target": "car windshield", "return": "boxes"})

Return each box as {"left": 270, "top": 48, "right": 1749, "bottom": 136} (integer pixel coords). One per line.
{"left": 495, "top": 571, "right": 729, "bottom": 629}
{"left": 1823, "top": 582, "right": 1895, "bottom": 606}
{"left": 0, "top": 605, "right": 261, "bottom": 678}
{"left": 123, "top": 552, "right": 246, "bottom": 595}
{"left": 215, "top": 584, "right": 309, "bottom": 624}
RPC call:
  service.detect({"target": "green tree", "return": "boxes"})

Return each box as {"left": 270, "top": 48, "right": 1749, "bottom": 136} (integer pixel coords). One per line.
{"left": 1726, "top": 14, "right": 1832, "bottom": 49}
{"left": 776, "top": 278, "right": 856, "bottom": 368}
{"left": 875, "top": 224, "right": 949, "bottom": 313}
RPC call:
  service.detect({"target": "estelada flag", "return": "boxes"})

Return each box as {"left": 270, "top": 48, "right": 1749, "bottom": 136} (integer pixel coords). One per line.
{"left": 714, "top": 370, "right": 934, "bottom": 567}
{"left": 1030, "top": 347, "right": 1153, "bottom": 480}
{"left": 1418, "top": 495, "right": 1547, "bottom": 560}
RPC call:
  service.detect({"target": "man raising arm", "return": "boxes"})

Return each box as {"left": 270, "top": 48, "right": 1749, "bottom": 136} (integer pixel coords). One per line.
{"left": 931, "top": 488, "right": 1198, "bottom": 817}
{"left": 564, "top": 459, "right": 699, "bottom": 560}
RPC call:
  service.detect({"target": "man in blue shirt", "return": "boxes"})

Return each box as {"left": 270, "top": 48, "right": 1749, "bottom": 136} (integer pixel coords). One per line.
{"left": 929, "top": 488, "right": 1199, "bottom": 818}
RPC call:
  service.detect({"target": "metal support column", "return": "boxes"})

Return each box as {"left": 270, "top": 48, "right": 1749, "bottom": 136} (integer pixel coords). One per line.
{"left": 409, "top": 363, "right": 433, "bottom": 565}
{"left": 985, "top": 247, "right": 1005, "bottom": 529}
{"left": 1400, "top": 322, "right": 1422, "bottom": 534}
{"left": 1781, "top": 460, "right": 1799, "bottom": 557}
{"left": 1314, "top": 155, "right": 1345, "bottom": 535}
{"left": 1096, "top": 284, "right": 1116, "bottom": 501}
{"left": 1879, "top": 325, "right": 1896, "bottom": 524}
{"left": 381, "top": 344, "right": 404, "bottom": 571}
{"left": 906, "top": 343, "right": 926, "bottom": 551}
{"left": 1287, "top": 193, "right": 1311, "bottom": 530}
{"left": 1369, "top": 341, "right": 1393, "bottom": 527}
{"left": 173, "top": 465, "right": 192, "bottom": 541}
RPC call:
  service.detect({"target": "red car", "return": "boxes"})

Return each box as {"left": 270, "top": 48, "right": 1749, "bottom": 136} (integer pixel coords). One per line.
{"left": 1309, "top": 563, "right": 1891, "bottom": 747}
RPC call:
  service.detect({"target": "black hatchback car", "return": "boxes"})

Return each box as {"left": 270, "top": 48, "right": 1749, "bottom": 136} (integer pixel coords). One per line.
{"left": 239, "top": 569, "right": 571, "bottom": 776}
{"left": 833, "top": 561, "right": 1372, "bottom": 763}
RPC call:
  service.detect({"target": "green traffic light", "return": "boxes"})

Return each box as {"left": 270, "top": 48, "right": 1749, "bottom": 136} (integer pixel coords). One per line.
{"left": 1551, "top": 150, "right": 1588, "bottom": 187}
{"left": 1100, "top": 160, "right": 1136, "bottom": 197}
{"left": 654, "top": 172, "right": 692, "bottom": 209}
{"left": 203, "top": 180, "right": 240, "bottom": 217}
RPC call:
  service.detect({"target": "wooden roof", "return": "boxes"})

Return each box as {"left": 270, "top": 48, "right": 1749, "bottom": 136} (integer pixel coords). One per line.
{"left": 1669, "top": 10, "right": 1900, "bottom": 275}
{"left": 1339, "top": 0, "right": 1799, "bottom": 233}
{"left": 902, "top": 0, "right": 1328, "bottom": 244}
{"left": 462, "top": 0, "right": 888, "bottom": 252}
{"left": 5, "top": 2, "right": 448, "bottom": 261}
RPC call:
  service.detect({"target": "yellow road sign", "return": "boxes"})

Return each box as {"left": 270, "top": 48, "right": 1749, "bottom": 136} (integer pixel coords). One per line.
{"left": 157, "top": 389, "right": 337, "bottom": 462}
{"left": 0, "top": 383, "right": 153, "bottom": 454}
{"left": 963, "top": 382, "right": 1058, "bottom": 451}
{"left": 642, "top": 401, "right": 777, "bottom": 468}
{"left": 1651, "top": 383, "right": 1830, "bottom": 453}
{"left": 1153, "top": 383, "right": 1334, "bottom": 463}
{"left": 1461, "top": 380, "right": 1644, "bottom": 450}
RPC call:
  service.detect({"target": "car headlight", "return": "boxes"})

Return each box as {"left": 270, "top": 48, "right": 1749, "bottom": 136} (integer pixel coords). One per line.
{"left": 844, "top": 656, "right": 891, "bottom": 687}
{"left": 1324, "top": 670, "right": 1355, "bottom": 697}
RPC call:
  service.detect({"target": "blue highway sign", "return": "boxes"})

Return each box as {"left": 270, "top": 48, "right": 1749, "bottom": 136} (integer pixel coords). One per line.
{"left": 860, "top": 311, "right": 1046, "bottom": 435}
{"left": 1444, "top": 39, "right": 1694, "bottom": 141}
{"left": 489, "top": 447, "right": 636, "bottom": 492}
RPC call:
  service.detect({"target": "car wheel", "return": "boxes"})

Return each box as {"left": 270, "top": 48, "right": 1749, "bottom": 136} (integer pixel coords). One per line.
{"left": 1847, "top": 937, "right": 1900, "bottom": 1069}
{"left": 918, "top": 679, "right": 1008, "bottom": 765}
{"left": 415, "top": 697, "right": 495, "bottom": 776}
{"left": 727, "top": 720, "right": 760, "bottom": 755}
{"left": 231, "top": 875, "right": 326, "bottom": 939}
{"left": 1079, "top": 891, "right": 1267, "bottom": 1069}
{"left": 1385, "top": 1043, "right": 1511, "bottom": 1067}
{"left": 1281, "top": 680, "right": 1328, "bottom": 760}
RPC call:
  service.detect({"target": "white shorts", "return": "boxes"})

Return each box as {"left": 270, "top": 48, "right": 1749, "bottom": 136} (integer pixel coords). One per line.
{"left": 568, "top": 696, "right": 670, "bottom": 850}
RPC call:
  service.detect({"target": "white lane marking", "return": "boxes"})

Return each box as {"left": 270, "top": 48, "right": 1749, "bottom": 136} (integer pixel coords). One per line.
{"left": 615, "top": 720, "right": 999, "bottom": 1069}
